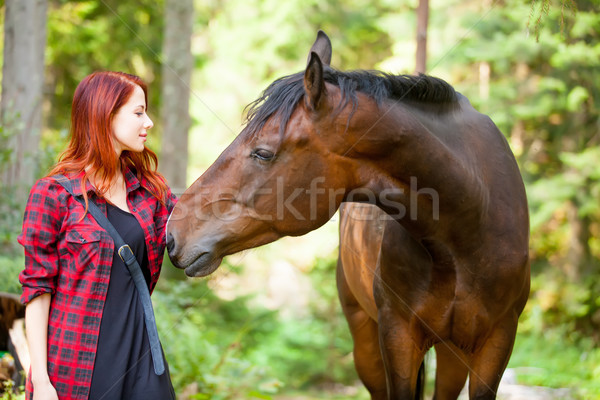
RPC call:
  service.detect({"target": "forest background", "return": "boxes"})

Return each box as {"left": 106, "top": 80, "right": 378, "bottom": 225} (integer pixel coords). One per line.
{"left": 0, "top": 0, "right": 599, "bottom": 399}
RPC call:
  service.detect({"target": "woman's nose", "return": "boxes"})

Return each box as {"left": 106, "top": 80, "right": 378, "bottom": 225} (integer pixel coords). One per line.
{"left": 145, "top": 115, "right": 154, "bottom": 129}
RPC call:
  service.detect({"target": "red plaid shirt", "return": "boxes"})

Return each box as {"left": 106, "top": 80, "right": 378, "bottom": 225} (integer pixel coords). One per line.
{"left": 18, "top": 167, "right": 177, "bottom": 400}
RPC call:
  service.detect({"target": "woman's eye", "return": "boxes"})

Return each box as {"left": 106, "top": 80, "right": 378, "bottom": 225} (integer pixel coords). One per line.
{"left": 135, "top": 112, "right": 144, "bottom": 117}
{"left": 251, "top": 149, "right": 274, "bottom": 161}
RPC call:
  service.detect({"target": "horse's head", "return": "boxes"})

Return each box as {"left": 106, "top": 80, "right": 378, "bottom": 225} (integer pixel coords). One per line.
{"left": 167, "top": 31, "right": 361, "bottom": 277}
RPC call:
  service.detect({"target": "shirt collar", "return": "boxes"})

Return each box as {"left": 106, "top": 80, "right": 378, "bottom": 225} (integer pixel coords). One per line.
{"left": 64, "top": 171, "right": 95, "bottom": 196}
{"left": 123, "top": 165, "right": 141, "bottom": 193}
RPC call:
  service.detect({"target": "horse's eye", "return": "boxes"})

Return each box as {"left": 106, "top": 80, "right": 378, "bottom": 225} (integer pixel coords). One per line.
{"left": 251, "top": 148, "right": 275, "bottom": 162}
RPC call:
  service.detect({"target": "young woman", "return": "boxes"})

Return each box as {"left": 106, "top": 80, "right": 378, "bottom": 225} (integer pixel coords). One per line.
{"left": 19, "top": 71, "right": 178, "bottom": 400}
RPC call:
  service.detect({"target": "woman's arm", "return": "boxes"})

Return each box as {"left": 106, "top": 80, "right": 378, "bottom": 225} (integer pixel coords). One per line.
{"left": 25, "top": 293, "right": 58, "bottom": 399}
{"left": 19, "top": 178, "right": 61, "bottom": 304}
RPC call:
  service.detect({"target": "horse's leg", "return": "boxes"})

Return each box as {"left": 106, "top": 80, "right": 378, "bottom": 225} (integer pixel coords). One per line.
{"left": 432, "top": 342, "right": 468, "bottom": 400}
{"left": 467, "top": 316, "right": 518, "bottom": 400}
{"left": 336, "top": 259, "right": 387, "bottom": 400}
{"left": 374, "top": 220, "right": 431, "bottom": 400}
{"left": 377, "top": 307, "right": 427, "bottom": 400}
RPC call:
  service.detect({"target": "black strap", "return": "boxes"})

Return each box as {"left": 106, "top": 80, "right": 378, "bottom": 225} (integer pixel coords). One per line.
{"left": 54, "top": 175, "right": 165, "bottom": 376}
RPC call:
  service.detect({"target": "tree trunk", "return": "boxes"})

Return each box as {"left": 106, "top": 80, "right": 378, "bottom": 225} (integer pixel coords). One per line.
{"left": 415, "top": 0, "right": 429, "bottom": 74}
{"left": 1, "top": 0, "right": 48, "bottom": 194}
{"left": 160, "top": 0, "right": 194, "bottom": 194}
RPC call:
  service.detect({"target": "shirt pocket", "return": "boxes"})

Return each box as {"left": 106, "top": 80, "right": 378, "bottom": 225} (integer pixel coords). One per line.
{"left": 63, "top": 228, "right": 104, "bottom": 274}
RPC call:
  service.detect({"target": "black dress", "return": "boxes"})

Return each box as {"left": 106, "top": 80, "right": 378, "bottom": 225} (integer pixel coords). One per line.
{"left": 88, "top": 204, "right": 175, "bottom": 400}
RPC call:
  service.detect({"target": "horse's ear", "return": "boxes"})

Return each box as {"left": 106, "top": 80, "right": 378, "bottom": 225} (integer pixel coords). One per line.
{"left": 307, "top": 30, "right": 332, "bottom": 67}
{"left": 304, "top": 51, "right": 325, "bottom": 111}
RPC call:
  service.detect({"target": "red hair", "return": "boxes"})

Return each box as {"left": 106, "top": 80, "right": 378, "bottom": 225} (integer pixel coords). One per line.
{"left": 48, "top": 71, "right": 169, "bottom": 208}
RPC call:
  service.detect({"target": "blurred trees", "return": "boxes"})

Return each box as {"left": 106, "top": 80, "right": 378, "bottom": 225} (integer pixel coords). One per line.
{"left": 0, "top": 0, "right": 47, "bottom": 254}
{"left": 45, "top": 0, "right": 165, "bottom": 154}
{"left": 1, "top": 0, "right": 47, "bottom": 198}
{"left": 160, "top": 0, "right": 193, "bottom": 193}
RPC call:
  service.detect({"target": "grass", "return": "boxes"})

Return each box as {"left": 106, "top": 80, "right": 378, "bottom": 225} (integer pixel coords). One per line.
{"left": 508, "top": 331, "right": 600, "bottom": 399}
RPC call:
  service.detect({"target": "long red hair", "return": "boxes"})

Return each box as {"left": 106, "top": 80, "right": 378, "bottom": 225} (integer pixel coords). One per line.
{"left": 48, "top": 71, "right": 169, "bottom": 208}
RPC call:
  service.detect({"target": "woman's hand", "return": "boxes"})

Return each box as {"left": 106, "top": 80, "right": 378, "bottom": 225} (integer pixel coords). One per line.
{"left": 32, "top": 378, "right": 59, "bottom": 400}
{"left": 26, "top": 294, "right": 57, "bottom": 400}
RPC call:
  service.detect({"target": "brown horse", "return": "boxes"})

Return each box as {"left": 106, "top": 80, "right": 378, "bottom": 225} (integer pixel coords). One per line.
{"left": 166, "top": 31, "right": 530, "bottom": 400}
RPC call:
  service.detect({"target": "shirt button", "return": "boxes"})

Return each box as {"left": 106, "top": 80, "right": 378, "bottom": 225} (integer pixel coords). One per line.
{"left": 131, "top": 208, "right": 137, "bottom": 213}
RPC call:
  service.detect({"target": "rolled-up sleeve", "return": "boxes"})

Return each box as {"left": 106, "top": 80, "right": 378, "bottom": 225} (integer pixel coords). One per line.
{"left": 18, "top": 179, "right": 62, "bottom": 304}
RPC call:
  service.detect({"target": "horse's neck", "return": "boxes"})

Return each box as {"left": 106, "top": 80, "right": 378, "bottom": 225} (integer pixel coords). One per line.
{"left": 345, "top": 101, "right": 487, "bottom": 239}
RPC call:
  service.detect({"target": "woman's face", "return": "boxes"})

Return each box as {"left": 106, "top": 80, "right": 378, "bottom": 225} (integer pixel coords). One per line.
{"left": 111, "top": 85, "right": 153, "bottom": 155}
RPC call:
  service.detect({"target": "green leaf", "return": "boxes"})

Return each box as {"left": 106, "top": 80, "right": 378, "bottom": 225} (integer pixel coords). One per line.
{"left": 566, "top": 86, "right": 589, "bottom": 112}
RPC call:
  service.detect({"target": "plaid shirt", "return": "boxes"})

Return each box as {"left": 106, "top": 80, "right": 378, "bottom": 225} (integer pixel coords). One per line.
{"left": 18, "top": 167, "right": 177, "bottom": 400}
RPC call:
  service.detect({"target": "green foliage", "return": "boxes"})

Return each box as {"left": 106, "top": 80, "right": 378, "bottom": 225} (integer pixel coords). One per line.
{"left": 248, "top": 256, "right": 357, "bottom": 390}
{"left": 527, "top": 0, "right": 578, "bottom": 40}
{"left": 153, "top": 254, "right": 361, "bottom": 398}
{"left": 509, "top": 331, "right": 600, "bottom": 398}
{"left": 0, "top": 190, "right": 23, "bottom": 256}
{"left": 0, "top": 380, "right": 25, "bottom": 400}
{"left": 0, "top": 255, "right": 24, "bottom": 294}
{"left": 154, "top": 278, "right": 282, "bottom": 399}
{"left": 527, "top": 147, "right": 600, "bottom": 234}
{"left": 0, "top": 119, "right": 26, "bottom": 256}
{"left": 0, "top": 122, "right": 12, "bottom": 167}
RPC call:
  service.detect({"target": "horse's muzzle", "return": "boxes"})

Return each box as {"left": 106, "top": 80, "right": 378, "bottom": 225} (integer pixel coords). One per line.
{"left": 183, "top": 251, "right": 223, "bottom": 277}
{"left": 166, "top": 227, "right": 226, "bottom": 277}
{"left": 166, "top": 232, "right": 176, "bottom": 255}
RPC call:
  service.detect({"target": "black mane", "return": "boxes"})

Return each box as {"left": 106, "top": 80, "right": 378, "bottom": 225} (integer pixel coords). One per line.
{"left": 244, "top": 67, "right": 458, "bottom": 136}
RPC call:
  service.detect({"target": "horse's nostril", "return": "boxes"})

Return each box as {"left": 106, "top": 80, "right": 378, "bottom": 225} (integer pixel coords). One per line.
{"left": 166, "top": 232, "right": 175, "bottom": 254}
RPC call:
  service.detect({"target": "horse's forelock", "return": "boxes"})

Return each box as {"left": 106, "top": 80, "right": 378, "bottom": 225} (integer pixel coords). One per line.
{"left": 244, "top": 72, "right": 306, "bottom": 137}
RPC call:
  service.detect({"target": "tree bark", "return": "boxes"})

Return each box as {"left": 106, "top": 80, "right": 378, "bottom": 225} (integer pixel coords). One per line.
{"left": 160, "top": 0, "right": 194, "bottom": 194}
{"left": 415, "top": 0, "right": 429, "bottom": 74}
{"left": 1, "top": 0, "right": 48, "bottom": 194}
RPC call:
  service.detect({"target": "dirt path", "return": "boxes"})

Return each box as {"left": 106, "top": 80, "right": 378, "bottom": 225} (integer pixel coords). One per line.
{"left": 274, "top": 384, "right": 573, "bottom": 400}
{"left": 469, "top": 369, "right": 574, "bottom": 400}
{"left": 273, "top": 370, "right": 574, "bottom": 400}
